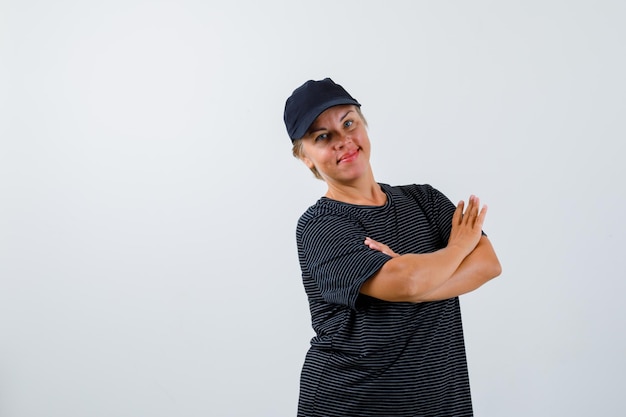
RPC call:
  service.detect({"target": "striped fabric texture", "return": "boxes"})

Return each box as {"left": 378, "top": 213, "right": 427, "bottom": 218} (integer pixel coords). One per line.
{"left": 295, "top": 183, "right": 473, "bottom": 417}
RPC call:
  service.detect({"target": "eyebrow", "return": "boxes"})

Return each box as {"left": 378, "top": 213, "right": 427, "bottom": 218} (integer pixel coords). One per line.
{"left": 308, "top": 110, "right": 355, "bottom": 135}
{"left": 339, "top": 109, "right": 354, "bottom": 121}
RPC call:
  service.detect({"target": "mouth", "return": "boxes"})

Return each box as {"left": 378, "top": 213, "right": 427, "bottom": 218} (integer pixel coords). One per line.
{"left": 338, "top": 149, "right": 359, "bottom": 164}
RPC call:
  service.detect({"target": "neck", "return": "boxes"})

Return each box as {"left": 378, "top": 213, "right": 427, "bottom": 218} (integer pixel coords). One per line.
{"left": 324, "top": 177, "right": 386, "bottom": 206}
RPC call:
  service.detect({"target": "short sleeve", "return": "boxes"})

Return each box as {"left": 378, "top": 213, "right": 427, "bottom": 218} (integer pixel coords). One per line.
{"left": 298, "top": 213, "right": 392, "bottom": 309}
{"left": 428, "top": 186, "right": 457, "bottom": 243}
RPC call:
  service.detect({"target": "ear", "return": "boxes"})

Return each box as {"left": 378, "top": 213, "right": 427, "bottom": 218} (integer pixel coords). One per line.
{"left": 300, "top": 155, "right": 315, "bottom": 170}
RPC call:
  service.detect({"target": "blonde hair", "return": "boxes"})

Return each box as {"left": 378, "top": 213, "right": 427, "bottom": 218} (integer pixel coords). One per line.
{"left": 292, "top": 107, "right": 367, "bottom": 181}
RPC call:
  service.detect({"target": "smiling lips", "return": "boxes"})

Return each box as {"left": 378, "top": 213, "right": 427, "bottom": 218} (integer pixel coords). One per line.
{"left": 338, "top": 149, "right": 359, "bottom": 164}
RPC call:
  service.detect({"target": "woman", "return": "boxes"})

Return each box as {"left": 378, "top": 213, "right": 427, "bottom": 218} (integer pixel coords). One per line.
{"left": 284, "top": 78, "right": 502, "bottom": 416}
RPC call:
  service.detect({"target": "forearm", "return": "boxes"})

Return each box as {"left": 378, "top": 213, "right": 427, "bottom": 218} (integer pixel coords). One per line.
{"left": 361, "top": 244, "right": 470, "bottom": 302}
{"left": 361, "top": 196, "right": 497, "bottom": 303}
{"left": 418, "top": 236, "right": 502, "bottom": 302}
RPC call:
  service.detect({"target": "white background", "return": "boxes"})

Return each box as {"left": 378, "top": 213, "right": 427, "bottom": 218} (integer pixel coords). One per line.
{"left": 1, "top": 1, "right": 624, "bottom": 416}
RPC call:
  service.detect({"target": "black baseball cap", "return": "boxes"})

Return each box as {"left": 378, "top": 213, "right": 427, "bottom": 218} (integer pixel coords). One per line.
{"left": 284, "top": 78, "right": 361, "bottom": 141}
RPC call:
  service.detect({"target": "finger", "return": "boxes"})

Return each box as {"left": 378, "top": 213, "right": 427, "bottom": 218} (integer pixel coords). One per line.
{"left": 471, "top": 196, "right": 481, "bottom": 225}
{"left": 379, "top": 244, "right": 399, "bottom": 257}
{"left": 365, "top": 237, "right": 383, "bottom": 250}
{"left": 476, "top": 204, "right": 488, "bottom": 229}
{"left": 453, "top": 200, "right": 464, "bottom": 225}
{"left": 460, "top": 196, "right": 472, "bottom": 226}
{"left": 464, "top": 195, "right": 479, "bottom": 226}
{"left": 364, "top": 237, "right": 399, "bottom": 257}
{"left": 364, "top": 237, "right": 377, "bottom": 249}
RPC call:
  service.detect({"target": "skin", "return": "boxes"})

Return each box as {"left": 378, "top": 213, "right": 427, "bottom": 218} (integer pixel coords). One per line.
{"left": 298, "top": 105, "right": 502, "bottom": 303}
{"left": 299, "top": 105, "right": 386, "bottom": 206}
{"left": 363, "top": 196, "right": 502, "bottom": 302}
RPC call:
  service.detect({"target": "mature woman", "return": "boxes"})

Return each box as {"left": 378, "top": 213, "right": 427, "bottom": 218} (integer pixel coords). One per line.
{"left": 284, "top": 78, "right": 502, "bottom": 416}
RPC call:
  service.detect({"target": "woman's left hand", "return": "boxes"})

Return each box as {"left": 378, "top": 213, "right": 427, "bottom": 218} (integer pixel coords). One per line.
{"left": 364, "top": 237, "right": 400, "bottom": 258}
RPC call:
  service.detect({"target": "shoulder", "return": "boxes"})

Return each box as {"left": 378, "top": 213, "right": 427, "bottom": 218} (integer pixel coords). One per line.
{"left": 296, "top": 199, "right": 362, "bottom": 238}
{"left": 384, "top": 183, "right": 456, "bottom": 224}
{"left": 297, "top": 199, "right": 342, "bottom": 228}
{"left": 382, "top": 183, "right": 445, "bottom": 203}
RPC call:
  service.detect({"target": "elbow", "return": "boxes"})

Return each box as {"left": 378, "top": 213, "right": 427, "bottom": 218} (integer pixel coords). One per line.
{"left": 473, "top": 255, "right": 502, "bottom": 286}
{"left": 481, "top": 237, "right": 502, "bottom": 279}
{"left": 488, "top": 257, "right": 503, "bottom": 280}
{"left": 403, "top": 276, "right": 424, "bottom": 300}
{"left": 401, "top": 269, "right": 443, "bottom": 301}
{"left": 384, "top": 258, "right": 433, "bottom": 301}
{"left": 387, "top": 261, "right": 423, "bottom": 300}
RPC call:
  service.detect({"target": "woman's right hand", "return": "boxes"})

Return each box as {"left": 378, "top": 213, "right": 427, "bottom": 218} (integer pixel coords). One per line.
{"left": 447, "top": 195, "right": 487, "bottom": 256}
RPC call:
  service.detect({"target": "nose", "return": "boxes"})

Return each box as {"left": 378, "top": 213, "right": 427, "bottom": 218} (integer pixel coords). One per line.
{"left": 333, "top": 132, "right": 351, "bottom": 148}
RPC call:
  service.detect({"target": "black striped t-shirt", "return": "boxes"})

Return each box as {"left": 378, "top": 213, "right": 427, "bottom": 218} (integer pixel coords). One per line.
{"left": 295, "top": 183, "right": 473, "bottom": 417}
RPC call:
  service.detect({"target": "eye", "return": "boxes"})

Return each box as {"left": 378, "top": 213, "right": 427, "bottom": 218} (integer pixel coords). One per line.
{"left": 344, "top": 120, "right": 354, "bottom": 128}
{"left": 315, "top": 133, "right": 329, "bottom": 142}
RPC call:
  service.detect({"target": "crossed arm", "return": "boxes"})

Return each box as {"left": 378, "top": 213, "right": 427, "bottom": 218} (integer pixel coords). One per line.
{"left": 360, "top": 196, "right": 502, "bottom": 303}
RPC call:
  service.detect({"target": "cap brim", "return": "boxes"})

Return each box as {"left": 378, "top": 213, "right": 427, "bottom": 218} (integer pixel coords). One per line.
{"left": 291, "top": 98, "right": 361, "bottom": 140}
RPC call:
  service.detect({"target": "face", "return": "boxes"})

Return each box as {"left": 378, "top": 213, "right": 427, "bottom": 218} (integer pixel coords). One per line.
{"left": 299, "top": 105, "right": 371, "bottom": 185}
